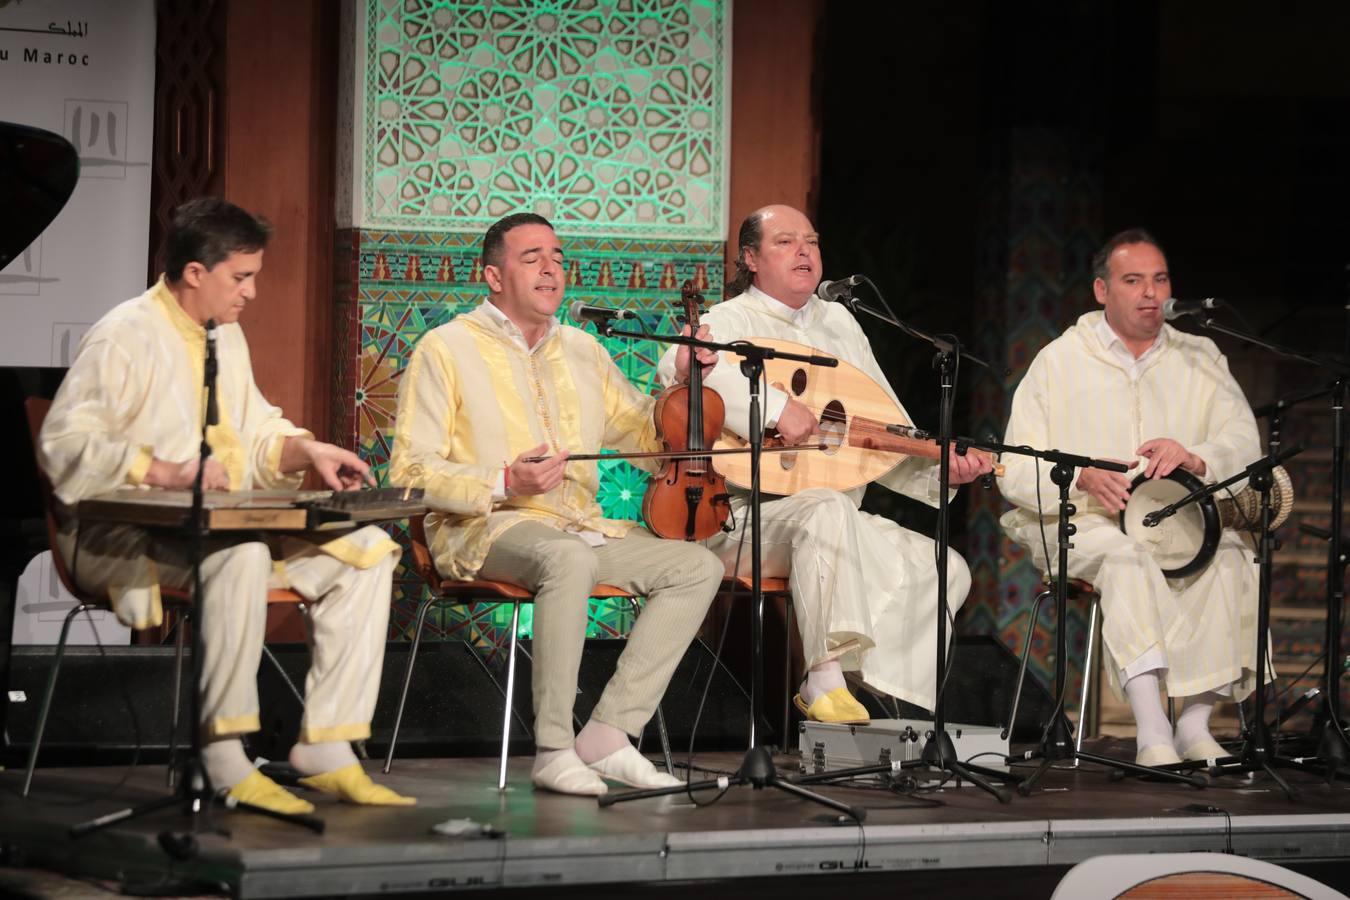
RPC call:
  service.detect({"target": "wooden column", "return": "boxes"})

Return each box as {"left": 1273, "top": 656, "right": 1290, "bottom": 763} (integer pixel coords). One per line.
{"left": 221, "top": 0, "right": 338, "bottom": 439}
{"left": 726, "top": 0, "right": 825, "bottom": 266}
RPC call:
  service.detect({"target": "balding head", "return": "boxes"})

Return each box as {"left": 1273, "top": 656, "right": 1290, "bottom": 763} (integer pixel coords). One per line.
{"left": 731, "top": 204, "right": 821, "bottom": 309}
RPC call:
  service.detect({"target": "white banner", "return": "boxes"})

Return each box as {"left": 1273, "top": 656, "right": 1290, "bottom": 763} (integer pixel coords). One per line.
{"left": 0, "top": 0, "right": 155, "bottom": 366}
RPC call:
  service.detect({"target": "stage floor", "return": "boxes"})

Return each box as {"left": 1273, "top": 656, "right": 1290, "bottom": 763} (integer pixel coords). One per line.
{"left": 3, "top": 741, "right": 1350, "bottom": 898}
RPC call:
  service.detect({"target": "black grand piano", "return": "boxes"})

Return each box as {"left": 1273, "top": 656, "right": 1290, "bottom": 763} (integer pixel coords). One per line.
{"left": 1, "top": 122, "right": 80, "bottom": 755}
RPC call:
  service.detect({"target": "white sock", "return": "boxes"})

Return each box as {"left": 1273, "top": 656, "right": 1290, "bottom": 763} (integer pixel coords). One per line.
{"left": 800, "top": 660, "right": 846, "bottom": 704}
{"left": 1173, "top": 691, "right": 1222, "bottom": 752}
{"left": 1124, "top": 670, "right": 1173, "bottom": 751}
{"left": 288, "top": 740, "right": 357, "bottom": 776}
{"left": 573, "top": 720, "right": 630, "bottom": 765}
{"left": 201, "top": 738, "right": 255, "bottom": 790}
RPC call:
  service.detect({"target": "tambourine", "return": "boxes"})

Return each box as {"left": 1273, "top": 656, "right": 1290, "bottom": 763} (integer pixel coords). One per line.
{"left": 1118, "top": 467, "right": 1294, "bottom": 578}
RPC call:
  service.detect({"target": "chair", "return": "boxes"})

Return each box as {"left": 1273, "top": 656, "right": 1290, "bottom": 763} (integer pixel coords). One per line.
{"left": 22, "top": 397, "right": 307, "bottom": 797}
{"left": 385, "top": 515, "right": 674, "bottom": 790}
{"left": 1006, "top": 576, "right": 1102, "bottom": 758}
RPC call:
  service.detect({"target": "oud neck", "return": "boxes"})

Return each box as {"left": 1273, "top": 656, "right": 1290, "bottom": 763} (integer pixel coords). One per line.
{"left": 846, "top": 414, "right": 1003, "bottom": 475}
{"left": 846, "top": 415, "right": 939, "bottom": 461}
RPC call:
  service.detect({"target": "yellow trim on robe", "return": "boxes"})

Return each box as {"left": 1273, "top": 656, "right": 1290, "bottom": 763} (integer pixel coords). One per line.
{"left": 152, "top": 281, "right": 249, "bottom": 490}
{"left": 208, "top": 713, "right": 262, "bottom": 740}
{"left": 125, "top": 446, "right": 154, "bottom": 486}
{"left": 107, "top": 579, "right": 163, "bottom": 629}
{"left": 300, "top": 722, "right": 372, "bottom": 744}
{"left": 263, "top": 433, "right": 289, "bottom": 482}
{"left": 315, "top": 534, "right": 402, "bottom": 569}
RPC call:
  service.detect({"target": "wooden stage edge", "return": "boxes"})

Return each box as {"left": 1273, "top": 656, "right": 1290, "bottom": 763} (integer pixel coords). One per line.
{"left": 3, "top": 743, "right": 1350, "bottom": 898}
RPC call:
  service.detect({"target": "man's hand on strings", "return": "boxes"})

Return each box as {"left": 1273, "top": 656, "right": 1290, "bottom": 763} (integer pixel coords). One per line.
{"left": 674, "top": 323, "right": 718, "bottom": 382}
{"left": 1137, "top": 438, "right": 1206, "bottom": 479}
{"left": 773, "top": 397, "right": 818, "bottom": 444}
{"left": 306, "top": 441, "right": 377, "bottom": 491}
{"left": 947, "top": 447, "right": 993, "bottom": 485}
{"left": 507, "top": 443, "right": 568, "bottom": 496}
{"left": 146, "top": 456, "right": 230, "bottom": 491}
{"left": 1076, "top": 459, "right": 1138, "bottom": 513}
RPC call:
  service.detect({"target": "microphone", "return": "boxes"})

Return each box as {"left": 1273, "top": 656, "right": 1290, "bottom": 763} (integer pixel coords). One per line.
{"left": 1162, "top": 297, "right": 1223, "bottom": 320}
{"left": 204, "top": 318, "right": 219, "bottom": 427}
{"left": 817, "top": 274, "right": 865, "bottom": 303}
{"left": 885, "top": 423, "right": 931, "bottom": 441}
{"left": 568, "top": 301, "right": 639, "bottom": 325}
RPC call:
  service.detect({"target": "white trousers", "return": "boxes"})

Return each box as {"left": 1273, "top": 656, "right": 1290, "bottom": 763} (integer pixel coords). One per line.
{"left": 59, "top": 523, "right": 395, "bottom": 742}
{"left": 1008, "top": 513, "right": 1259, "bottom": 700}
{"left": 706, "top": 488, "right": 970, "bottom": 711}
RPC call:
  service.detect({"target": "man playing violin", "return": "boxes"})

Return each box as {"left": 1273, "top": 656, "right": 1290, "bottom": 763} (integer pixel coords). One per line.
{"left": 1000, "top": 229, "right": 1261, "bottom": 767}
{"left": 390, "top": 212, "right": 724, "bottom": 796}
{"left": 656, "top": 204, "right": 993, "bottom": 725}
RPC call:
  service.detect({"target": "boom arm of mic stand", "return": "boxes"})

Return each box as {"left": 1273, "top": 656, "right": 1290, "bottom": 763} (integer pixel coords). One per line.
{"left": 844, "top": 296, "right": 995, "bottom": 372}
{"left": 962, "top": 436, "right": 1131, "bottom": 474}
{"left": 1141, "top": 443, "right": 1305, "bottom": 528}
{"left": 599, "top": 324, "right": 840, "bottom": 368}
{"left": 1197, "top": 317, "right": 1350, "bottom": 376}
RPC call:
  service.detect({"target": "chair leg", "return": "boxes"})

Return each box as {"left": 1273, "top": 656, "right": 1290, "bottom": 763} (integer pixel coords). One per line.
{"left": 23, "top": 604, "right": 93, "bottom": 798}
{"left": 782, "top": 597, "right": 794, "bottom": 750}
{"left": 499, "top": 602, "right": 522, "bottom": 791}
{"left": 383, "top": 596, "right": 436, "bottom": 774}
{"left": 465, "top": 636, "right": 533, "bottom": 738}
{"left": 262, "top": 644, "right": 305, "bottom": 708}
{"left": 167, "top": 614, "right": 187, "bottom": 788}
{"left": 1005, "top": 588, "right": 1050, "bottom": 740}
{"left": 1074, "top": 596, "right": 1102, "bottom": 764}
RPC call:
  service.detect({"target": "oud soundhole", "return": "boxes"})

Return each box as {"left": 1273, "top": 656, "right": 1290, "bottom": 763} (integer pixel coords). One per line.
{"left": 791, "top": 368, "right": 808, "bottom": 396}
{"left": 819, "top": 399, "right": 846, "bottom": 456}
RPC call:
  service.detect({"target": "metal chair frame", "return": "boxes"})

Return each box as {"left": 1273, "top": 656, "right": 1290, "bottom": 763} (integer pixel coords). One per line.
{"left": 1007, "top": 578, "right": 1102, "bottom": 763}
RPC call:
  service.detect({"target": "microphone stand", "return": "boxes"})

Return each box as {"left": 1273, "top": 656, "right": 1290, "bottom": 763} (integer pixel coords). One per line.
{"left": 70, "top": 320, "right": 323, "bottom": 847}
{"left": 1191, "top": 316, "right": 1350, "bottom": 780}
{"left": 590, "top": 318, "right": 865, "bottom": 820}
{"left": 813, "top": 282, "right": 1014, "bottom": 802}
{"left": 1140, "top": 446, "right": 1307, "bottom": 799}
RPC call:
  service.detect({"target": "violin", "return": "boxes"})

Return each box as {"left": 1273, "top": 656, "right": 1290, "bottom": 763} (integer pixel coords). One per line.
{"left": 640, "top": 281, "right": 732, "bottom": 541}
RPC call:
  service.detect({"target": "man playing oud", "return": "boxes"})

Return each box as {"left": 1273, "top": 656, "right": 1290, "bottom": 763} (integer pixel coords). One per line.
{"left": 658, "top": 203, "right": 992, "bottom": 724}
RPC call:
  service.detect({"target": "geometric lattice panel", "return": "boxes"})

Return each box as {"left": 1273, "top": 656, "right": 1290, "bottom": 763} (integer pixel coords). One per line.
{"left": 359, "top": 0, "right": 729, "bottom": 240}
{"left": 335, "top": 228, "right": 724, "bottom": 647}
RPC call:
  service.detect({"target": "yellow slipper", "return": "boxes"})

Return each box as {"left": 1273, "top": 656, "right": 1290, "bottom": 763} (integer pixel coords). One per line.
{"left": 793, "top": 687, "right": 870, "bottom": 725}
{"left": 297, "top": 763, "right": 417, "bottom": 806}
{"left": 226, "top": 769, "right": 316, "bottom": 815}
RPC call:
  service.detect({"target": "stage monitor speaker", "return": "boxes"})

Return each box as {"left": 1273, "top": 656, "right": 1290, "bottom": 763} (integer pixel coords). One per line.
{"left": 254, "top": 640, "right": 510, "bottom": 761}
{"left": 5, "top": 644, "right": 187, "bottom": 765}
{"left": 855, "top": 635, "right": 1056, "bottom": 743}
{"left": 6, "top": 637, "right": 764, "bottom": 765}
{"left": 257, "top": 637, "right": 758, "bottom": 759}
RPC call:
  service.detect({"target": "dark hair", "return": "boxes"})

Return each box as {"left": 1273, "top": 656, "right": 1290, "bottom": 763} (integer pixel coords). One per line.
{"left": 163, "top": 198, "right": 272, "bottom": 282}
{"left": 725, "top": 210, "right": 765, "bottom": 297}
{"left": 1091, "top": 228, "right": 1165, "bottom": 282}
{"left": 482, "top": 212, "right": 554, "bottom": 268}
